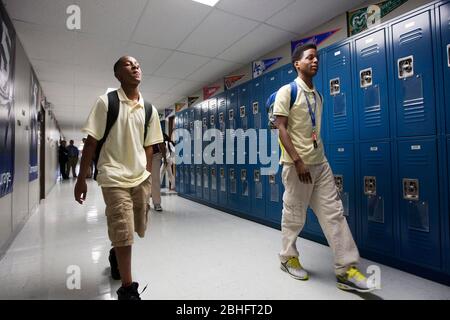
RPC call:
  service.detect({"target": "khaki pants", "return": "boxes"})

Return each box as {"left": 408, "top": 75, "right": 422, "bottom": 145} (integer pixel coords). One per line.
{"left": 67, "top": 157, "right": 78, "bottom": 177}
{"left": 280, "top": 162, "right": 360, "bottom": 275}
{"left": 101, "top": 178, "right": 152, "bottom": 247}
{"left": 160, "top": 156, "right": 175, "bottom": 188}
{"left": 151, "top": 152, "right": 162, "bottom": 205}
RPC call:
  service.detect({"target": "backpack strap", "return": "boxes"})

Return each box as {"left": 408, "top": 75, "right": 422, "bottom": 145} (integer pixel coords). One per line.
{"left": 93, "top": 90, "right": 120, "bottom": 180}
{"left": 289, "top": 81, "right": 298, "bottom": 110}
{"left": 144, "top": 101, "right": 153, "bottom": 141}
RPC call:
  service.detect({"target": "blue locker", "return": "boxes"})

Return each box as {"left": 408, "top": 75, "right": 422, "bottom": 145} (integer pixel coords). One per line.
{"left": 281, "top": 63, "right": 297, "bottom": 84}
{"left": 392, "top": 9, "right": 436, "bottom": 137}
{"left": 217, "top": 94, "right": 228, "bottom": 209}
{"left": 263, "top": 69, "right": 283, "bottom": 224}
{"left": 329, "top": 143, "right": 357, "bottom": 236}
{"left": 315, "top": 50, "right": 327, "bottom": 144}
{"left": 326, "top": 42, "right": 355, "bottom": 142}
{"left": 440, "top": 3, "right": 450, "bottom": 134}
{"left": 249, "top": 78, "right": 266, "bottom": 219}
{"left": 175, "top": 112, "right": 183, "bottom": 194}
{"left": 397, "top": 139, "right": 441, "bottom": 269}
{"left": 189, "top": 108, "right": 196, "bottom": 197}
{"left": 202, "top": 101, "right": 210, "bottom": 203}
{"left": 209, "top": 98, "right": 218, "bottom": 205}
{"left": 237, "top": 84, "right": 251, "bottom": 215}
{"left": 194, "top": 104, "right": 203, "bottom": 199}
{"left": 226, "top": 88, "right": 239, "bottom": 211}
{"left": 360, "top": 142, "right": 394, "bottom": 255}
{"left": 183, "top": 110, "right": 191, "bottom": 195}
{"left": 355, "top": 28, "right": 391, "bottom": 140}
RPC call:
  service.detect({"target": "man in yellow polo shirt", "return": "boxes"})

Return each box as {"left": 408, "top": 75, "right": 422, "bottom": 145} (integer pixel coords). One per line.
{"left": 74, "top": 56, "right": 163, "bottom": 300}
{"left": 273, "top": 44, "right": 376, "bottom": 293}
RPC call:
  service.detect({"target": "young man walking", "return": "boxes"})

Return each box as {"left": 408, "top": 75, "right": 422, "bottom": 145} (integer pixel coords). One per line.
{"left": 273, "top": 44, "right": 377, "bottom": 293}
{"left": 74, "top": 56, "right": 163, "bottom": 300}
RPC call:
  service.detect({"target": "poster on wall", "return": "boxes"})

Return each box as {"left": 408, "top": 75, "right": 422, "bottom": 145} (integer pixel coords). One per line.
{"left": 203, "top": 85, "right": 220, "bottom": 100}
{"left": 165, "top": 108, "right": 175, "bottom": 119}
{"left": 347, "top": 0, "right": 408, "bottom": 36}
{"left": 0, "top": 5, "right": 16, "bottom": 198}
{"left": 175, "top": 102, "right": 187, "bottom": 113}
{"left": 291, "top": 29, "right": 341, "bottom": 54}
{"left": 29, "top": 70, "right": 39, "bottom": 181}
{"left": 187, "top": 96, "right": 199, "bottom": 108}
{"left": 252, "top": 57, "right": 282, "bottom": 79}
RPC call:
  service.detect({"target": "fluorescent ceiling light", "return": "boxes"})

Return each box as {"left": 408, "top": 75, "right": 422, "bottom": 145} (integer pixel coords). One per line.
{"left": 191, "top": 0, "right": 220, "bottom": 7}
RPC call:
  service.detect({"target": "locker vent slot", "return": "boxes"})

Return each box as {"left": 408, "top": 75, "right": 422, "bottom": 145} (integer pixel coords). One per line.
{"left": 399, "top": 28, "right": 423, "bottom": 46}
{"left": 360, "top": 44, "right": 380, "bottom": 58}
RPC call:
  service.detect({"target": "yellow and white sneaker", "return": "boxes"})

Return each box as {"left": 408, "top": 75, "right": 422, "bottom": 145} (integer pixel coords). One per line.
{"left": 336, "top": 266, "right": 377, "bottom": 293}
{"left": 280, "top": 257, "right": 309, "bottom": 281}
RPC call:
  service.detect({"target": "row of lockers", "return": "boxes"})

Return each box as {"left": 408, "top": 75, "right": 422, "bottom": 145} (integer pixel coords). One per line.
{"left": 174, "top": 1, "right": 450, "bottom": 282}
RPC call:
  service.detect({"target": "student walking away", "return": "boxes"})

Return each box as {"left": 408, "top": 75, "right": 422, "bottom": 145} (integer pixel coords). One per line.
{"left": 66, "top": 140, "right": 79, "bottom": 178}
{"left": 74, "top": 56, "right": 163, "bottom": 300}
{"left": 160, "top": 133, "right": 176, "bottom": 191}
{"left": 58, "top": 140, "right": 69, "bottom": 180}
{"left": 273, "top": 43, "right": 377, "bottom": 293}
{"left": 151, "top": 141, "right": 164, "bottom": 212}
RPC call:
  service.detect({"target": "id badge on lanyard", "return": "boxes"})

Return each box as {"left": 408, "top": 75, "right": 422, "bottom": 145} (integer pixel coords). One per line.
{"left": 305, "top": 93, "right": 318, "bottom": 149}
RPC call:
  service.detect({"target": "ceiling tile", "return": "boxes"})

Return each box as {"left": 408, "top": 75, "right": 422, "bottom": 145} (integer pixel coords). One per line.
{"left": 132, "top": 0, "right": 212, "bottom": 50}
{"left": 139, "top": 76, "right": 181, "bottom": 95}
{"left": 177, "top": 9, "right": 259, "bottom": 57}
{"left": 186, "top": 59, "right": 241, "bottom": 82}
{"left": 167, "top": 80, "right": 205, "bottom": 96}
{"left": 124, "top": 43, "right": 173, "bottom": 75}
{"left": 216, "top": 0, "right": 295, "bottom": 21}
{"left": 153, "top": 52, "right": 210, "bottom": 79}
{"left": 218, "top": 24, "right": 296, "bottom": 63}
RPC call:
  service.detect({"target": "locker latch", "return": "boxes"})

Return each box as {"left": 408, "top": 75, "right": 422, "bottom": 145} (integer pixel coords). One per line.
{"left": 252, "top": 102, "right": 259, "bottom": 114}
{"left": 360, "top": 68, "right": 373, "bottom": 88}
{"left": 334, "top": 175, "right": 344, "bottom": 193}
{"left": 229, "top": 110, "right": 234, "bottom": 121}
{"left": 398, "top": 56, "right": 414, "bottom": 78}
{"left": 220, "top": 168, "right": 225, "bottom": 178}
{"left": 447, "top": 44, "right": 450, "bottom": 67}
{"left": 403, "top": 178, "right": 419, "bottom": 201}
{"left": 330, "top": 78, "right": 340, "bottom": 95}
{"left": 230, "top": 169, "right": 235, "bottom": 180}
{"left": 241, "top": 169, "right": 247, "bottom": 181}
{"left": 202, "top": 117, "right": 207, "bottom": 128}
{"left": 240, "top": 106, "right": 246, "bottom": 118}
{"left": 190, "top": 122, "right": 194, "bottom": 130}
{"left": 269, "top": 174, "right": 276, "bottom": 185}
{"left": 364, "top": 176, "right": 377, "bottom": 196}
{"left": 210, "top": 115, "right": 215, "bottom": 126}
{"left": 211, "top": 168, "right": 216, "bottom": 176}
{"left": 219, "top": 113, "right": 224, "bottom": 124}
{"left": 254, "top": 170, "right": 260, "bottom": 182}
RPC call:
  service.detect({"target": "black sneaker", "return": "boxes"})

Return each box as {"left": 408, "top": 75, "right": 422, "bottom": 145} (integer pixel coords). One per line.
{"left": 117, "top": 282, "right": 142, "bottom": 300}
{"left": 109, "top": 248, "right": 121, "bottom": 280}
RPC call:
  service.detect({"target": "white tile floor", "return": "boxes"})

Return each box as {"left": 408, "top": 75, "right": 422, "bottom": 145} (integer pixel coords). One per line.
{"left": 0, "top": 179, "right": 449, "bottom": 300}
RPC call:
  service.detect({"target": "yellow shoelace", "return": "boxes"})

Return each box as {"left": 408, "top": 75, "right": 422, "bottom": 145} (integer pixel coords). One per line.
{"left": 347, "top": 267, "right": 366, "bottom": 282}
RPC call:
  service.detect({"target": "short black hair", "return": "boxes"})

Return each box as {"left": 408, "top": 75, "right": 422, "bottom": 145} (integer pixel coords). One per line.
{"left": 292, "top": 43, "right": 317, "bottom": 67}
{"left": 113, "top": 57, "right": 125, "bottom": 74}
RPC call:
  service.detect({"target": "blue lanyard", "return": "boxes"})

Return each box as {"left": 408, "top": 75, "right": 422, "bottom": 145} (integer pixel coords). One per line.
{"left": 305, "top": 92, "right": 317, "bottom": 128}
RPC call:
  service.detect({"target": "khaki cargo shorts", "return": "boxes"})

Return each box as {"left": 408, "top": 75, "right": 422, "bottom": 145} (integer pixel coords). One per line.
{"left": 101, "top": 178, "right": 152, "bottom": 247}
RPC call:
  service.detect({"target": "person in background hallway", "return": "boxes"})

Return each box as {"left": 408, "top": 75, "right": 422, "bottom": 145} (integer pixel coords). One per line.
{"left": 273, "top": 43, "right": 377, "bottom": 293}
{"left": 74, "top": 56, "right": 163, "bottom": 300}
{"left": 160, "top": 132, "right": 175, "bottom": 191}
{"left": 58, "top": 140, "right": 69, "bottom": 180}
{"left": 82, "top": 137, "right": 94, "bottom": 178}
{"left": 66, "top": 139, "right": 79, "bottom": 178}
{"left": 151, "top": 141, "right": 164, "bottom": 212}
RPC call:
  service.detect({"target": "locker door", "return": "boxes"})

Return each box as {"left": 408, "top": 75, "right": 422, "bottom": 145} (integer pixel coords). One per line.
{"left": 315, "top": 50, "right": 327, "bottom": 145}
{"left": 195, "top": 104, "right": 203, "bottom": 199}
{"left": 329, "top": 143, "right": 356, "bottom": 236}
{"left": 360, "top": 142, "right": 394, "bottom": 255}
{"left": 392, "top": 10, "right": 436, "bottom": 137}
{"left": 440, "top": 3, "right": 450, "bottom": 134}
{"left": 209, "top": 98, "right": 218, "bottom": 205}
{"left": 175, "top": 112, "right": 182, "bottom": 194}
{"left": 397, "top": 139, "right": 440, "bottom": 269}
{"left": 356, "top": 29, "right": 390, "bottom": 140}
{"left": 264, "top": 69, "right": 283, "bottom": 224}
{"left": 281, "top": 63, "right": 297, "bottom": 84}
{"left": 202, "top": 101, "right": 210, "bottom": 203}
{"left": 227, "top": 88, "right": 239, "bottom": 211}
{"left": 326, "top": 43, "right": 354, "bottom": 142}
{"left": 189, "top": 109, "right": 196, "bottom": 196}
{"left": 250, "top": 78, "right": 266, "bottom": 219}
{"left": 237, "top": 84, "right": 251, "bottom": 214}
{"left": 217, "top": 94, "right": 228, "bottom": 208}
